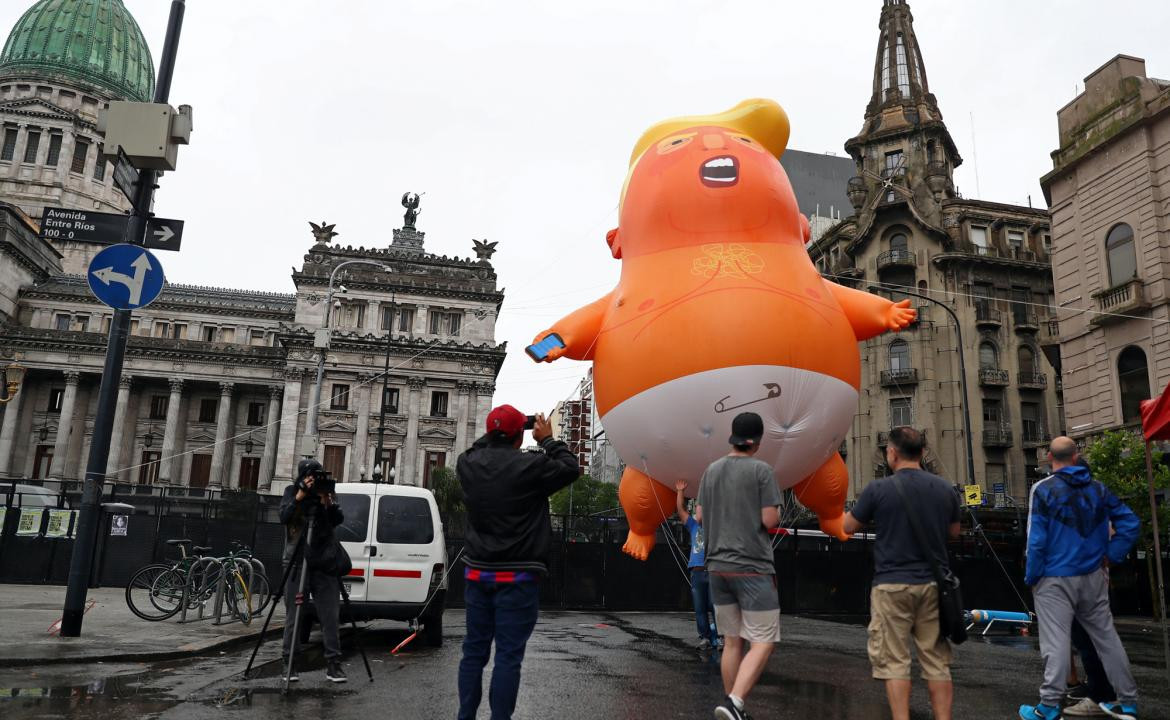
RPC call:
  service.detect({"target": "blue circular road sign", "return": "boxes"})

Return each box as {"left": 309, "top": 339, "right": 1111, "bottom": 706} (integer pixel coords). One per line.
{"left": 86, "top": 243, "right": 166, "bottom": 310}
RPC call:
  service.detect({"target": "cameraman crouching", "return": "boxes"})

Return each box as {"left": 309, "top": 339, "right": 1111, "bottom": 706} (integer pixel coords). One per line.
{"left": 456, "top": 405, "right": 580, "bottom": 720}
{"left": 279, "top": 459, "right": 346, "bottom": 683}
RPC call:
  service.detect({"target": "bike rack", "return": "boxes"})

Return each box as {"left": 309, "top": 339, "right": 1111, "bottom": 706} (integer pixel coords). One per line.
{"left": 178, "top": 556, "right": 221, "bottom": 624}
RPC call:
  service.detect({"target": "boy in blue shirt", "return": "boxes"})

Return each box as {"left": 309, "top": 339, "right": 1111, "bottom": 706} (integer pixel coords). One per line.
{"left": 676, "top": 480, "right": 719, "bottom": 651}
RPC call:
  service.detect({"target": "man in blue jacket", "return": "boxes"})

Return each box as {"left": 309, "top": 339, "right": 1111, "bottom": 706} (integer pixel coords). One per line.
{"left": 1019, "top": 437, "right": 1141, "bottom": 720}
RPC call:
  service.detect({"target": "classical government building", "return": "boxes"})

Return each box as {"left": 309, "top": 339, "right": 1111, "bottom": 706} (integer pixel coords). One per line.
{"left": 807, "top": 0, "right": 1061, "bottom": 503}
{"left": 1041, "top": 55, "right": 1170, "bottom": 440}
{"left": 0, "top": 0, "right": 505, "bottom": 493}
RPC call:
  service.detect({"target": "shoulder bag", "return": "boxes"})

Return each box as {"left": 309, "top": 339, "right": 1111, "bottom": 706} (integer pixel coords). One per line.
{"left": 891, "top": 474, "right": 968, "bottom": 645}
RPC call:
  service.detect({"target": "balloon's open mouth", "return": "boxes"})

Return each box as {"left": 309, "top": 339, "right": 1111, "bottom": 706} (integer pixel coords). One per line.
{"left": 700, "top": 155, "right": 739, "bottom": 188}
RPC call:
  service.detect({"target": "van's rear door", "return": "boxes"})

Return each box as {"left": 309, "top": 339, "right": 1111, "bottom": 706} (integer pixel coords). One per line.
{"left": 333, "top": 490, "right": 374, "bottom": 601}
{"left": 366, "top": 488, "right": 437, "bottom": 604}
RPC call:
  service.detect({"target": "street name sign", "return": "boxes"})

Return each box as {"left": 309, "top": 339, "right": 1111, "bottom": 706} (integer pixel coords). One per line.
{"left": 86, "top": 244, "right": 166, "bottom": 310}
{"left": 40, "top": 207, "right": 184, "bottom": 251}
{"left": 112, "top": 147, "right": 140, "bottom": 205}
{"left": 40, "top": 207, "right": 128, "bottom": 244}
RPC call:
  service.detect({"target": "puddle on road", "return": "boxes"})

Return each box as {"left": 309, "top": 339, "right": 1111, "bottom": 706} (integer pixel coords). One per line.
{"left": 0, "top": 626, "right": 407, "bottom": 719}
{"left": 0, "top": 666, "right": 176, "bottom": 720}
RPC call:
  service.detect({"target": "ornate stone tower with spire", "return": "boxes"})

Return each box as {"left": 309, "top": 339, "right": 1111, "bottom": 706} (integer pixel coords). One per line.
{"left": 843, "top": 0, "right": 961, "bottom": 236}
{"left": 808, "top": 0, "right": 1059, "bottom": 504}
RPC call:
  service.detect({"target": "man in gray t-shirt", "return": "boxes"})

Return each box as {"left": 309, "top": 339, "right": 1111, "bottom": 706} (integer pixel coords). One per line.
{"left": 695, "top": 412, "right": 783, "bottom": 720}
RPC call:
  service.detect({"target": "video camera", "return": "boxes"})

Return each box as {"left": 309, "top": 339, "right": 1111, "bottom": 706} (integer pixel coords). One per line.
{"left": 295, "top": 460, "right": 336, "bottom": 497}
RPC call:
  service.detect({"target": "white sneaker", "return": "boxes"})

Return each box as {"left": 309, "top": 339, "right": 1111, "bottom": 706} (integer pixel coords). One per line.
{"left": 1064, "top": 698, "right": 1108, "bottom": 717}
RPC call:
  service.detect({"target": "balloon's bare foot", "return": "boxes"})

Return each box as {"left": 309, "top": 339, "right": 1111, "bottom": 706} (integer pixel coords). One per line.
{"left": 622, "top": 531, "right": 655, "bottom": 560}
{"left": 818, "top": 514, "right": 850, "bottom": 541}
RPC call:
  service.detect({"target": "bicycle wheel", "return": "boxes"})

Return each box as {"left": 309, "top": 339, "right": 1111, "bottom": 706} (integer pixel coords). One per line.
{"left": 149, "top": 568, "right": 187, "bottom": 614}
{"left": 126, "top": 564, "right": 183, "bottom": 621}
{"left": 225, "top": 571, "right": 252, "bottom": 625}
{"left": 249, "top": 572, "right": 271, "bottom": 614}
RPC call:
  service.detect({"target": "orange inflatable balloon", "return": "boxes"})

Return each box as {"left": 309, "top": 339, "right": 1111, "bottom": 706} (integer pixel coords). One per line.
{"left": 531, "top": 99, "right": 915, "bottom": 560}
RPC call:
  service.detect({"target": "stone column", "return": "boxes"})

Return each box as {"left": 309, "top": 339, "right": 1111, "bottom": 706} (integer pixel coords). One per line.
{"left": 351, "top": 377, "right": 371, "bottom": 482}
{"left": 402, "top": 377, "right": 425, "bottom": 485}
{"left": 454, "top": 381, "right": 472, "bottom": 455}
{"left": 107, "top": 375, "right": 133, "bottom": 481}
{"left": 259, "top": 385, "right": 282, "bottom": 490}
{"left": 208, "top": 382, "right": 234, "bottom": 488}
{"left": 475, "top": 382, "right": 494, "bottom": 437}
{"left": 0, "top": 374, "right": 25, "bottom": 479}
{"left": 274, "top": 371, "right": 303, "bottom": 484}
{"left": 49, "top": 372, "right": 80, "bottom": 480}
{"left": 157, "top": 378, "right": 184, "bottom": 484}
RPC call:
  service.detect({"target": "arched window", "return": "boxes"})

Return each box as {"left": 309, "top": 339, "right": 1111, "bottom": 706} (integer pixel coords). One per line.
{"left": 889, "top": 233, "right": 908, "bottom": 253}
{"left": 979, "top": 342, "right": 998, "bottom": 370}
{"left": 1106, "top": 223, "right": 1137, "bottom": 288}
{"left": 1118, "top": 346, "right": 1151, "bottom": 423}
{"left": 889, "top": 340, "right": 910, "bottom": 371}
{"left": 1018, "top": 346, "right": 1035, "bottom": 375}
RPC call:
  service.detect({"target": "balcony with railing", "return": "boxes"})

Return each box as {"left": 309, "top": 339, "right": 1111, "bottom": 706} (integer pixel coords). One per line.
{"left": 1021, "top": 428, "right": 1052, "bottom": 449}
{"left": 1091, "top": 278, "right": 1149, "bottom": 325}
{"left": 982, "top": 424, "right": 1013, "bottom": 448}
{"left": 978, "top": 367, "right": 1010, "bottom": 386}
{"left": 877, "top": 249, "right": 916, "bottom": 272}
{"left": 1013, "top": 310, "right": 1038, "bottom": 332}
{"left": 880, "top": 368, "right": 919, "bottom": 387}
{"left": 975, "top": 304, "right": 1002, "bottom": 328}
{"left": 1040, "top": 318, "right": 1060, "bottom": 346}
{"left": 1018, "top": 371, "right": 1047, "bottom": 390}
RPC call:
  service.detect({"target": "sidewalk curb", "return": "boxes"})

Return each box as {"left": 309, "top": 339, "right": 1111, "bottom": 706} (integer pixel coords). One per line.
{"left": 0, "top": 622, "right": 285, "bottom": 667}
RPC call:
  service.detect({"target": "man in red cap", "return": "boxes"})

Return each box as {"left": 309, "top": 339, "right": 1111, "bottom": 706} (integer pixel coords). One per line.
{"left": 456, "top": 405, "right": 580, "bottom": 720}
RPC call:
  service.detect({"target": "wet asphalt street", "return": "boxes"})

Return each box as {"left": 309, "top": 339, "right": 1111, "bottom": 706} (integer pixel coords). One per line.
{"left": 1, "top": 610, "right": 1167, "bottom": 720}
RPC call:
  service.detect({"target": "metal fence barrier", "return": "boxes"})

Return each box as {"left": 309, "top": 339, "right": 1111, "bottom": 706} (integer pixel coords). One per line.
{"left": 1, "top": 482, "right": 1166, "bottom": 616}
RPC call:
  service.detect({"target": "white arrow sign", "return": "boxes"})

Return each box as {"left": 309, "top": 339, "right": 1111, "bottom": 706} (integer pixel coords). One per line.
{"left": 152, "top": 225, "right": 175, "bottom": 245}
{"left": 91, "top": 252, "right": 152, "bottom": 306}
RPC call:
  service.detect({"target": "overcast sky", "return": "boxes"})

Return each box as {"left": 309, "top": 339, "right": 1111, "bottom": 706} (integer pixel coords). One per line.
{"left": 6, "top": 0, "right": 1167, "bottom": 416}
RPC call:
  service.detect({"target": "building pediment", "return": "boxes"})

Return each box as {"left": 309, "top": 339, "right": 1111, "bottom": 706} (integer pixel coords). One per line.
{"left": 368, "top": 423, "right": 406, "bottom": 436}
{"left": 188, "top": 428, "right": 217, "bottom": 445}
{"left": 0, "top": 98, "right": 85, "bottom": 126}
{"left": 419, "top": 426, "right": 456, "bottom": 440}
{"left": 318, "top": 416, "right": 355, "bottom": 433}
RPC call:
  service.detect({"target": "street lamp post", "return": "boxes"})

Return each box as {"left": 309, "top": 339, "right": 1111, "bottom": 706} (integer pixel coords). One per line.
{"left": 372, "top": 292, "right": 395, "bottom": 483}
{"left": 868, "top": 284, "right": 976, "bottom": 487}
{"left": 305, "top": 260, "right": 399, "bottom": 459}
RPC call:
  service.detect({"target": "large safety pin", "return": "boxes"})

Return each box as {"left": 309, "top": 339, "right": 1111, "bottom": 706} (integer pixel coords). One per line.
{"left": 713, "top": 383, "right": 781, "bottom": 414}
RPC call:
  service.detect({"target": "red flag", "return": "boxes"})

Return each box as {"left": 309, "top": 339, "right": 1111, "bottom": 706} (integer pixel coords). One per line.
{"left": 1140, "top": 382, "right": 1170, "bottom": 441}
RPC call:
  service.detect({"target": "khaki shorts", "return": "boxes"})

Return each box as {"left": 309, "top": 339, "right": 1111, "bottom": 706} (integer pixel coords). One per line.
{"left": 867, "top": 583, "right": 952, "bottom": 681}
{"left": 710, "top": 572, "right": 781, "bottom": 643}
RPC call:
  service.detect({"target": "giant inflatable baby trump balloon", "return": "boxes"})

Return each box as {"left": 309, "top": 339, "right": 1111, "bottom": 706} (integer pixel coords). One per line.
{"left": 530, "top": 99, "right": 915, "bottom": 559}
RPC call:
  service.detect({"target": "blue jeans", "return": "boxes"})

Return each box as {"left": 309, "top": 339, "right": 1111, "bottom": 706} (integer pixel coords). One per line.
{"left": 457, "top": 581, "right": 540, "bottom": 720}
{"left": 690, "top": 568, "right": 718, "bottom": 644}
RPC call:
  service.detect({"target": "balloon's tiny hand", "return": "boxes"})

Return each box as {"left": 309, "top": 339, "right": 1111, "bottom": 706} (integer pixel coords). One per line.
{"left": 886, "top": 300, "right": 916, "bottom": 330}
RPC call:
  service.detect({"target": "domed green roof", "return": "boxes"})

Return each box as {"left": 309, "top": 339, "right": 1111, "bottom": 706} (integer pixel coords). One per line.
{"left": 0, "top": 0, "right": 155, "bottom": 102}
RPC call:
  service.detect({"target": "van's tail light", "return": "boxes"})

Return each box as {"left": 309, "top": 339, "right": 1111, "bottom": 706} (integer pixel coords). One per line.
{"left": 430, "top": 563, "right": 444, "bottom": 588}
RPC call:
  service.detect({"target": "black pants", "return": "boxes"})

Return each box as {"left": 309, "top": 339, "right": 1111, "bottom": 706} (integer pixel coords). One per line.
{"left": 1072, "top": 618, "right": 1116, "bottom": 703}
{"left": 282, "top": 562, "right": 342, "bottom": 660}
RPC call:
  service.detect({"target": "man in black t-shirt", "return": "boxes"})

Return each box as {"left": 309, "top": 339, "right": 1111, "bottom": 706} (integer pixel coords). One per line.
{"left": 845, "top": 426, "right": 961, "bottom": 720}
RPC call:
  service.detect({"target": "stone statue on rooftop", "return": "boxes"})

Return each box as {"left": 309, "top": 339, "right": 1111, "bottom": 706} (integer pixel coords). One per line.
{"left": 473, "top": 239, "right": 498, "bottom": 261}
{"left": 309, "top": 221, "right": 339, "bottom": 245}
{"left": 402, "top": 193, "right": 422, "bottom": 229}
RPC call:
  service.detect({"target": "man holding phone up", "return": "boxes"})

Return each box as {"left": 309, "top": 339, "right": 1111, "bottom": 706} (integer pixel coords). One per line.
{"left": 456, "top": 405, "right": 580, "bottom": 720}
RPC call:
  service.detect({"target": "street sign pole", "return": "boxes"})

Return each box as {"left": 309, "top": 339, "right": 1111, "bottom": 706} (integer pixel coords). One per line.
{"left": 61, "top": 0, "right": 186, "bottom": 638}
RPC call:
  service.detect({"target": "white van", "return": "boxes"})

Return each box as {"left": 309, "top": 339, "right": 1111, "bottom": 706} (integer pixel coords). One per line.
{"left": 327, "top": 482, "right": 448, "bottom": 646}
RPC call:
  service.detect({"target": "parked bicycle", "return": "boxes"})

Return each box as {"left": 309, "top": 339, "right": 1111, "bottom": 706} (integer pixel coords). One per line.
{"left": 124, "top": 539, "right": 268, "bottom": 624}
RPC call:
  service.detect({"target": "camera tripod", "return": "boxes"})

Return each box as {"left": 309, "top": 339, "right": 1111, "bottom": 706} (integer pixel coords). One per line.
{"left": 243, "top": 498, "right": 373, "bottom": 692}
